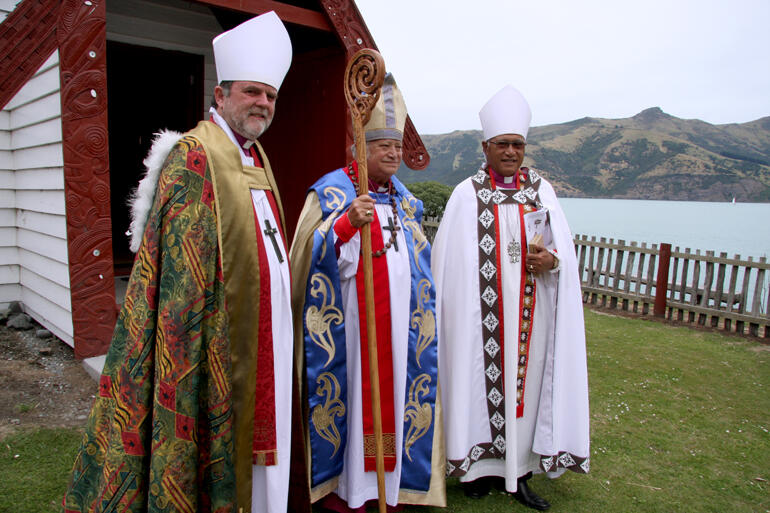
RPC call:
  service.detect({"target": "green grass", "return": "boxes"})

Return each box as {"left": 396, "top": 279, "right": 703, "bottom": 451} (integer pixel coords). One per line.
{"left": 1, "top": 309, "right": 767, "bottom": 512}
{"left": 0, "top": 428, "right": 82, "bottom": 513}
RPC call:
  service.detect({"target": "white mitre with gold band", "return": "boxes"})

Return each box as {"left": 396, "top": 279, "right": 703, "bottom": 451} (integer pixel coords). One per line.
{"left": 213, "top": 11, "right": 292, "bottom": 90}
{"left": 479, "top": 84, "right": 532, "bottom": 141}
{"left": 364, "top": 73, "right": 407, "bottom": 142}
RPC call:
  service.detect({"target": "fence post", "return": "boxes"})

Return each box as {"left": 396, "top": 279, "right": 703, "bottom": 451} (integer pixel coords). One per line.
{"left": 654, "top": 243, "right": 672, "bottom": 317}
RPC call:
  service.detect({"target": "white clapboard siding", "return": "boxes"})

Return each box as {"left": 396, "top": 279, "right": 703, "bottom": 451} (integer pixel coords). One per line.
{"left": 4, "top": 56, "right": 59, "bottom": 110}
{"left": 0, "top": 226, "right": 15, "bottom": 245}
{"left": 0, "top": 126, "right": 8, "bottom": 150}
{"left": 16, "top": 209, "right": 67, "bottom": 238}
{"left": 1, "top": 47, "right": 71, "bottom": 343}
{"left": 21, "top": 287, "right": 74, "bottom": 343}
{"left": 14, "top": 168, "right": 63, "bottom": 190}
{"left": 0, "top": 284, "right": 21, "bottom": 310}
{"left": 0, "top": 170, "right": 11, "bottom": 187}
{"left": 15, "top": 189, "right": 66, "bottom": 215}
{"left": 0, "top": 0, "right": 19, "bottom": 21}
{"left": 0, "top": 189, "right": 12, "bottom": 208}
{"left": 17, "top": 248, "right": 69, "bottom": 288}
{"left": 0, "top": 264, "right": 19, "bottom": 284}
{"left": 106, "top": 0, "right": 222, "bottom": 119}
{"left": 0, "top": 207, "right": 13, "bottom": 225}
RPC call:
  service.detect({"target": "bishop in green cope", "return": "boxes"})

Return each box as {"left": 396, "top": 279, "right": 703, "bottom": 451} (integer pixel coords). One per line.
{"left": 62, "top": 11, "right": 302, "bottom": 513}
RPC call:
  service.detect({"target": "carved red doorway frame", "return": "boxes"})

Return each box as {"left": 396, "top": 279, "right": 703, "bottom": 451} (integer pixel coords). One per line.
{"left": 59, "top": 0, "right": 116, "bottom": 358}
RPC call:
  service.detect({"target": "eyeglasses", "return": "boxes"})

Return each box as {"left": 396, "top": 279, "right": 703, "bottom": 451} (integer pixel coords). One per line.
{"left": 488, "top": 140, "right": 526, "bottom": 150}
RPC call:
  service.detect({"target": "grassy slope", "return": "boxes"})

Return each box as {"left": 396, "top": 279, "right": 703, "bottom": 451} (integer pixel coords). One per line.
{"left": 1, "top": 310, "right": 767, "bottom": 512}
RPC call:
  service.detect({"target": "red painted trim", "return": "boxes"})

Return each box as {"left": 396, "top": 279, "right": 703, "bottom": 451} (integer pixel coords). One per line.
{"left": 0, "top": 0, "right": 59, "bottom": 110}
{"left": 318, "top": 0, "right": 430, "bottom": 170}
{"left": 59, "top": 0, "right": 117, "bottom": 358}
{"left": 194, "top": 0, "right": 333, "bottom": 31}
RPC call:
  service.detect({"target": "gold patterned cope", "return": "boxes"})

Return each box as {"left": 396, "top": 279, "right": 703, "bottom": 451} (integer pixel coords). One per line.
{"left": 312, "top": 372, "right": 346, "bottom": 456}
{"left": 306, "top": 274, "right": 344, "bottom": 367}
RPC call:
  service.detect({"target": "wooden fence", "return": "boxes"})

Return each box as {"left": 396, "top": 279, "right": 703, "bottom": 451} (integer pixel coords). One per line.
{"left": 422, "top": 220, "right": 770, "bottom": 337}
{"left": 574, "top": 235, "right": 769, "bottom": 337}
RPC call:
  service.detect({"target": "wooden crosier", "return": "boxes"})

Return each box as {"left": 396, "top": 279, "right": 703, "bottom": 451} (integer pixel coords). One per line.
{"left": 344, "top": 48, "right": 388, "bottom": 513}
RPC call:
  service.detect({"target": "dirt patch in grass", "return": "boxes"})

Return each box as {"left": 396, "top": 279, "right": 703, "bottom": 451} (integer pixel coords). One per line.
{"left": 0, "top": 324, "right": 94, "bottom": 441}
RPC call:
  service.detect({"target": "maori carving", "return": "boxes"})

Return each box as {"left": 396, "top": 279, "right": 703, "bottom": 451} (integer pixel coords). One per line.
{"left": 402, "top": 117, "right": 430, "bottom": 170}
{"left": 344, "top": 49, "right": 385, "bottom": 128}
{"left": 0, "top": 0, "right": 59, "bottom": 109}
{"left": 320, "top": 0, "right": 430, "bottom": 170}
{"left": 319, "top": 0, "right": 376, "bottom": 54}
{"left": 59, "top": 0, "right": 116, "bottom": 358}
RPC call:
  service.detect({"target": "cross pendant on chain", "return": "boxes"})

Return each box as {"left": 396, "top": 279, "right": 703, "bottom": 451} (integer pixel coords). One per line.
{"left": 507, "top": 240, "right": 521, "bottom": 263}
{"left": 383, "top": 217, "right": 399, "bottom": 252}
{"left": 263, "top": 219, "right": 284, "bottom": 263}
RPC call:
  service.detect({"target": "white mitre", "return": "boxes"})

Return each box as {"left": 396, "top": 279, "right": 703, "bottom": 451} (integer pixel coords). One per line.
{"left": 479, "top": 84, "right": 532, "bottom": 141}
{"left": 213, "top": 11, "right": 292, "bottom": 90}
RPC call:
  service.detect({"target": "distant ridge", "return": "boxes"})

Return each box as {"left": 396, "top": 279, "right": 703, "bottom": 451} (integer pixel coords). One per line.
{"left": 399, "top": 108, "right": 770, "bottom": 202}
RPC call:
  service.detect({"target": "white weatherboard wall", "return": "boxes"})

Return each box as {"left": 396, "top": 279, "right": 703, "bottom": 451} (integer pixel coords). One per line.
{"left": 0, "top": 0, "right": 16, "bottom": 308}
{"left": 0, "top": 49, "right": 73, "bottom": 346}
{"left": 106, "top": 0, "right": 222, "bottom": 120}
{"left": 0, "top": 0, "right": 19, "bottom": 21}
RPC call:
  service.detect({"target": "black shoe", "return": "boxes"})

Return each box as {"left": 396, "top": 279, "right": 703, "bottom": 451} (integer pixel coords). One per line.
{"left": 462, "top": 478, "right": 491, "bottom": 499}
{"left": 512, "top": 478, "right": 551, "bottom": 511}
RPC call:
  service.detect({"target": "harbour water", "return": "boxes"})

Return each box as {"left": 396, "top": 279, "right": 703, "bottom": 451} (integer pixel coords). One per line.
{"left": 560, "top": 198, "right": 770, "bottom": 261}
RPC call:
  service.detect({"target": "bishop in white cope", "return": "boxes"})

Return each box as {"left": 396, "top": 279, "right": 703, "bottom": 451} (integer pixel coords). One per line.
{"left": 432, "top": 85, "right": 590, "bottom": 511}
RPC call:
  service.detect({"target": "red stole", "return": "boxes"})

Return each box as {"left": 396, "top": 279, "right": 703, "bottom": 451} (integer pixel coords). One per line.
{"left": 249, "top": 144, "right": 288, "bottom": 466}
{"left": 349, "top": 166, "right": 397, "bottom": 472}
{"left": 489, "top": 169, "right": 537, "bottom": 419}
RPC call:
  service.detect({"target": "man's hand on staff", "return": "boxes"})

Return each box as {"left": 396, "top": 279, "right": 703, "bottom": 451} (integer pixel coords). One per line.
{"left": 347, "top": 194, "right": 377, "bottom": 228}
{"left": 525, "top": 244, "right": 555, "bottom": 274}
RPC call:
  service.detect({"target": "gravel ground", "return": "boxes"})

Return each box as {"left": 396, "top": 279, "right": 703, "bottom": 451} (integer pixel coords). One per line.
{"left": 0, "top": 319, "right": 95, "bottom": 440}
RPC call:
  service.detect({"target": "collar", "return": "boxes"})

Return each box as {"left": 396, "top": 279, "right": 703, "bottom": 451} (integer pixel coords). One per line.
{"left": 208, "top": 107, "right": 255, "bottom": 166}
{"left": 489, "top": 166, "right": 528, "bottom": 189}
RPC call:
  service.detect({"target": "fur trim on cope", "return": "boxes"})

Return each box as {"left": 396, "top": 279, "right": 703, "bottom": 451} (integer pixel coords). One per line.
{"left": 128, "top": 130, "right": 183, "bottom": 252}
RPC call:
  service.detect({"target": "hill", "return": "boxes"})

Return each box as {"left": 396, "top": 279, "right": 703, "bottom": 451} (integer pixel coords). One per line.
{"left": 399, "top": 108, "right": 770, "bottom": 202}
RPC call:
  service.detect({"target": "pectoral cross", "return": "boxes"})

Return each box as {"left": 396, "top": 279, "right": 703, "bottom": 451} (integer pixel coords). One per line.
{"left": 263, "top": 219, "right": 284, "bottom": 263}
{"left": 383, "top": 217, "right": 399, "bottom": 252}
{"left": 507, "top": 240, "right": 521, "bottom": 263}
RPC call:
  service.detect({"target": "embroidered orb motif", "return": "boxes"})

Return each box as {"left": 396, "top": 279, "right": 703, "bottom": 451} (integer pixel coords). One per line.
{"left": 478, "top": 208, "right": 494, "bottom": 229}
{"left": 492, "top": 190, "right": 507, "bottom": 204}
{"left": 485, "top": 363, "right": 501, "bottom": 382}
{"left": 490, "top": 412, "right": 505, "bottom": 430}
{"left": 558, "top": 452, "right": 577, "bottom": 468}
{"left": 484, "top": 337, "right": 500, "bottom": 357}
{"left": 477, "top": 188, "right": 493, "bottom": 204}
{"left": 481, "top": 286, "right": 498, "bottom": 307}
{"left": 480, "top": 260, "right": 497, "bottom": 281}
{"left": 487, "top": 388, "right": 503, "bottom": 407}
{"left": 479, "top": 234, "right": 496, "bottom": 255}
{"left": 493, "top": 434, "right": 506, "bottom": 453}
{"left": 482, "top": 311, "right": 499, "bottom": 332}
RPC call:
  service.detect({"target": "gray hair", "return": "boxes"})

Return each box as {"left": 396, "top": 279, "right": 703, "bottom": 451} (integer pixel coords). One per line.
{"left": 210, "top": 80, "right": 233, "bottom": 108}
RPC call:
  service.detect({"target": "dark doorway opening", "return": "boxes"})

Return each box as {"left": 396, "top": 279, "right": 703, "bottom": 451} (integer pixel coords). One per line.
{"left": 106, "top": 40, "right": 204, "bottom": 276}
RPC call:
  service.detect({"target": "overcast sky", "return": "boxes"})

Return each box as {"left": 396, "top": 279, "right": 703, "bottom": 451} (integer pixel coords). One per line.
{"left": 354, "top": 0, "right": 770, "bottom": 134}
